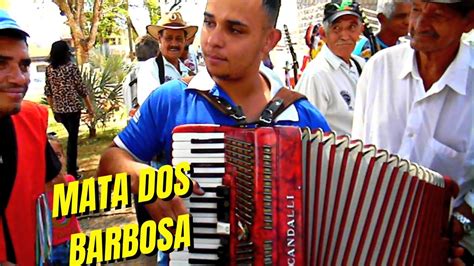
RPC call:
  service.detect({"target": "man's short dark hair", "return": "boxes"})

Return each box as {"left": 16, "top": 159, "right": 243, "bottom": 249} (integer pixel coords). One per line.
{"left": 262, "top": 0, "right": 281, "bottom": 27}
{"left": 135, "top": 35, "right": 159, "bottom": 61}
{"left": 0, "top": 29, "right": 27, "bottom": 43}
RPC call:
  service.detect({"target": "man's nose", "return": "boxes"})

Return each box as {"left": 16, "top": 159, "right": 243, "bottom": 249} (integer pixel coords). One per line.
{"left": 206, "top": 27, "right": 224, "bottom": 48}
{"left": 7, "top": 66, "right": 29, "bottom": 86}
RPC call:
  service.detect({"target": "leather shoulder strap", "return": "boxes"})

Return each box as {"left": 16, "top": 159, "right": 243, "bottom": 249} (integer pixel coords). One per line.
{"left": 155, "top": 53, "right": 165, "bottom": 84}
{"left": 258, "top": 87, "right": 306, "bottom": 126}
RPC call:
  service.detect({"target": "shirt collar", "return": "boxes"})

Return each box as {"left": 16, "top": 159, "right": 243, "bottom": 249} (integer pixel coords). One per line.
{"left": 321, "top": 44, "right": 345, "bottom": 70}
{"left": 162, "top": 56, "right": 189, "bottom": 73}
{"left": 398, "top": 42, "right": 471, "bottom": 96}
{"left": 187, "top": 64, "right": 299, "bottom": 122}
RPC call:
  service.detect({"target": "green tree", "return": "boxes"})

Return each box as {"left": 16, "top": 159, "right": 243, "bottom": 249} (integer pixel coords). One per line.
{"left": 80, "top": 51, "right": 127, "bottom": 138}
{"left": 144, "top": 0, "right": 160, "bottom": 25}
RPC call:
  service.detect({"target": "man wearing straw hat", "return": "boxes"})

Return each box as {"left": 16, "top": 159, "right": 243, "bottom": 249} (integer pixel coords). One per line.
{"left": 136, "top": 11, "right": 198, "bottom": 105}
{"left": 352, "top": 0, "right": 474, "bottom": 263}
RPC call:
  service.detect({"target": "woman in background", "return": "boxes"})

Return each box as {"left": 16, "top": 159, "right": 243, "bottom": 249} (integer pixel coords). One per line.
{"left": 44, "top": 40, "right": 94, "bottom": 178}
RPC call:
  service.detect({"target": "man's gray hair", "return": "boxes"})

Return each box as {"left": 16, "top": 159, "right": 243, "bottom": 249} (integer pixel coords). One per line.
{"left": 376, "top": 0, "right": 403, "bottom": 18}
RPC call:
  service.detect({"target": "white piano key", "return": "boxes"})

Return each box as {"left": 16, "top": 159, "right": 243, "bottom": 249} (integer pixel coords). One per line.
{"left": 172, "top": 132, "right": 225, "bottom": 141}
{"left": 173, "top": 150, "right": 224, "bottom": 158}
{"left": 192, "top": 167, "right": 225, "bottom": 173}
{"left": 190, "top": 212, "right": 217, "bottom": 218}
{"left": 192, "top": 238, "right": 221, "bottom": 246}
{"left": 193, "top": 227, "right": 218, "bottom": 234}
{"left": 191, "top": 178, "right": 222, "bottom": 184}
{"left": 173, "top": 141, "right": 225, "bottom": 150}
{"left": 170, "top": 251, "right": 219, "bottom": 261}
{"left": 184, "top": 201, "right": 218, "bottom": 209}
{"left": 192, "top": 217, "right": 218, "bottom": 224}
{"left": 173, "top": 157, "right": 225, "bottom": 164}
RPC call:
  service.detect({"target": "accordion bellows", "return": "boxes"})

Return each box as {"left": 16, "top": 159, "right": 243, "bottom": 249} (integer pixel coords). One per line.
{"left": 170, "top": 125, "right": 458, "bottom": 266}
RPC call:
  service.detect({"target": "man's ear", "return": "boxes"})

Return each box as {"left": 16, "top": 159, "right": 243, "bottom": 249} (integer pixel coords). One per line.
{"left": 263, "top": 28, "right": 282, "bottom": 54}
{"left": 463, "top": 10, "right": 474, "bottom": 33}
{"left": 319, "top": 26, "right": 327, "bottom": 42}
{"left": 377, "top": 13, "right": 387, "bottom": 25}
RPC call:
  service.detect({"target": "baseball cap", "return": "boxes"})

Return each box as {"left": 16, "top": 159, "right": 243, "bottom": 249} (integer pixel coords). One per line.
{"left": 323, "top": 0, "right": 362, "bottom": 24}
{"left": 0, "top": 9, "right": 29, "bottom": 37}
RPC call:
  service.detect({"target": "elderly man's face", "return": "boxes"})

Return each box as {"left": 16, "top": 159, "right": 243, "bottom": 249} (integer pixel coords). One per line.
{"left": 0, "top": 37, "right": 30, "bottom": 117}
{"left": 322, "top": 15, "right": 363, "bottom": 62}
{"left": 409, "top": 0, "right": 473, "bottom": 53}
{"left": 159, "top": 29, "right": 186, "bottom": 62}
{"left": 384, "top": 2, "right": 411, "bottom": 38}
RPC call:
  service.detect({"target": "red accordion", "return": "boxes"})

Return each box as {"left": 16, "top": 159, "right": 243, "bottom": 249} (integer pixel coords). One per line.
{"left": 170, "top": 125, "right": 458, "bottom": 266}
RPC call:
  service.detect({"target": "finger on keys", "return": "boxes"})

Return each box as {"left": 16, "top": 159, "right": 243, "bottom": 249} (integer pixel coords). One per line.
{"left": 192, "top": 179, "right": 205, "bottom": 195}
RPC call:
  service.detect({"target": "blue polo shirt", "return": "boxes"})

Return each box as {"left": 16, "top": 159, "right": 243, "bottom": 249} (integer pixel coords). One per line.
{"left": 115, "top": 66, "right": 330, "bottom": 163}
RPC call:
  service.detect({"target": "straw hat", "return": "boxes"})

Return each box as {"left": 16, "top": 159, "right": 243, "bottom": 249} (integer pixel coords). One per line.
{"left": 146, "top": 12, "right": 198, "bottom": 41}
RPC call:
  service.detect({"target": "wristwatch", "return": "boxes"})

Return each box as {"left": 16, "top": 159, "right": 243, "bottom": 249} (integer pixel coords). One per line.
{"left": 453, "top": 212, "right": 473, "bottom": 235}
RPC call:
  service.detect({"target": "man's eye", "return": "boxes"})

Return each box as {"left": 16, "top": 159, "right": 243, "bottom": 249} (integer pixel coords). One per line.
{"left": 20, "top": 64, "right": 29, "bottom": 72}
{"left": 204, "top": 20, "right": 215, "bottom": 28}
{"left": 231, "top": 28, "right": 242, "bottom": 34}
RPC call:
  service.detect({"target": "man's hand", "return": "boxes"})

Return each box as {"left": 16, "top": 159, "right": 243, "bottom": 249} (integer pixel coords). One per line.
{"left": 144, "top": 180, "right": 205, "bottom": 224}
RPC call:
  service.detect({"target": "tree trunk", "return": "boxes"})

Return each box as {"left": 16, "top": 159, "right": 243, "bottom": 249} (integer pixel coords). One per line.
{"left": 52, "top": 0, "right": 103, "bottom": 66}
{"left": 89, "top": 126, "right": 97, "bottom": 138}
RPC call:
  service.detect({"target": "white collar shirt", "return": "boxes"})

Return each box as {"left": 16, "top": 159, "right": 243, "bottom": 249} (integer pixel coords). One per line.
{"left": 136, "top": 56, "right": 190, "bottom": 105}
{"left": 295, "top": 44, "right": 365, "bottom": 135}
{"left": 352, "top": 42, "right": 474, "bottom": 202}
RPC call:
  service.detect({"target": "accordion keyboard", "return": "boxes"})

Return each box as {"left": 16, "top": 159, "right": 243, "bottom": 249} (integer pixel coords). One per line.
{"left": 170, "top": 132, "right": 230, "bottom": 265}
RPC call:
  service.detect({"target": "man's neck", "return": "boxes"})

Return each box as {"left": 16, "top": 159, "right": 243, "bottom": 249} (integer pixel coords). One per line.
{"left": 216, "top": 70, "right": 272, "bottom": 122}
{"left": 377, "top": 29, "right": 399, "bottom": 47}
{"left": 416, "top": 42, "right": 460, "bottom": 91}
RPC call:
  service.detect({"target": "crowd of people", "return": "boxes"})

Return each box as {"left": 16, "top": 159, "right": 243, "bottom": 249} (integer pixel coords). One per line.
{"left": 0, "top": 0, "right": 473, "bottom": 264}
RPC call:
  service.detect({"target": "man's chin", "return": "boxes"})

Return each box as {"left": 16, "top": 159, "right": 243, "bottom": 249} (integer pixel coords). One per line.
{"left": 0, "top": 104, "right": 21, "bottom": 117}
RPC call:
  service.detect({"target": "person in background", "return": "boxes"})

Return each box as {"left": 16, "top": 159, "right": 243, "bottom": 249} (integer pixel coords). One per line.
{"left": 44, "top": 40, "right": 94, "bottom": 179}
{"left": 296, "top": 0, "right": 365, "bottom": 135}
{"left": 301, "top": 23, "right": 324, "bottom": 71}
{"left": 136, "top": 11, "right": 198, "bottom": 105}
{"left": 45, "top": 133, "right": 81, "bottom": 265}
{"left": 352, "top": 0, "right": 474, "bottom": 263}
{"left": 0, "top": 10, "right": 62, "bottom": 265}
{"left": 122, "top": 35, "right": 159, "bottom": 115}
{"left": 353, "top": 0, "right": 411, "bottom": 59}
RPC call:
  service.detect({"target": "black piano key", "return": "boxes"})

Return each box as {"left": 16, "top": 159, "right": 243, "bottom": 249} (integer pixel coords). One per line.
{"left": 191, "top": 138, "right": 224, "bottom": 144}
{"left": 191, "top": 162, "right": 225, "bottom": 168}
{"left": 189, "top": 247, "right": 219, "bottom": 254}
{"left": 192, "top": 222, "right": 217, "bottom": 228}
{"left": 191, "top": 148, "right": 225, "bottom": 154}
{"left": 190, "top": 207, "right": 218, "bottom": 213}
{"left": 190, "top": 197, "right": 220, "bottom": 203}
{"left": 190, "top": 172, "right": 224, "bottom": 178}
{"left": 203, "top": 187, "right": 217, "bottom": 193}
{"left": 193, "top": 233, "right": 222, "bottom": 239}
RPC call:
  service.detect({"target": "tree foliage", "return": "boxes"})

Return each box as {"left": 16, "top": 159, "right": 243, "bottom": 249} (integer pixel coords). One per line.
{"left": 80, "top": 51, "right": 127, "bottom": 138}
{"left": 144, "top": 0, "right": 160, "bottom": 25}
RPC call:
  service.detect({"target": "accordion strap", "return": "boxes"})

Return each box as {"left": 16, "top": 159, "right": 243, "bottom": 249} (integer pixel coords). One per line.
{"left": 183, "top": 74, "right": 306, "bottom": 126}
{"left": 258, "top": 87, "right": 306, "bottom": 126}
